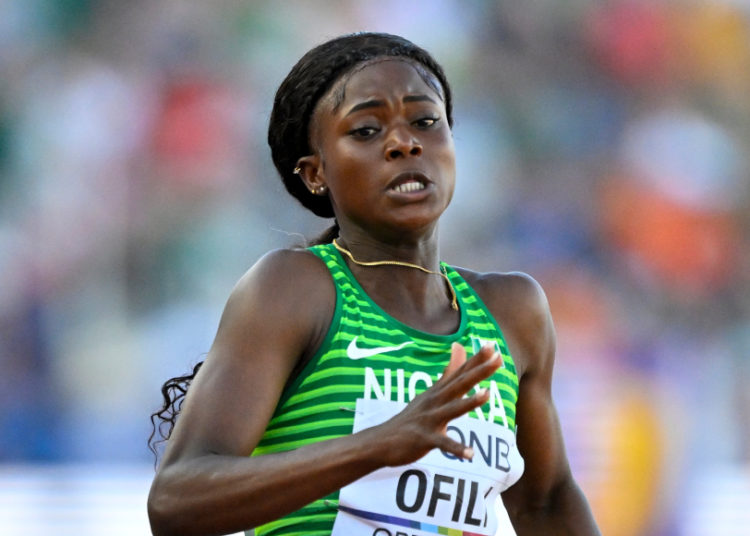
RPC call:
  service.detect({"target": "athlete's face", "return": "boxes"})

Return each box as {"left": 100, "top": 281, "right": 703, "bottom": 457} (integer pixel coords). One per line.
{"left": 299, "top": 59, "right": 455, "bottom": 239}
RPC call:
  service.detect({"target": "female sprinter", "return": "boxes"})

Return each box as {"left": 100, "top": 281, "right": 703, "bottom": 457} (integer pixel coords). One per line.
{"left": 148, "top": 32, "right": 601, "bottom": 536}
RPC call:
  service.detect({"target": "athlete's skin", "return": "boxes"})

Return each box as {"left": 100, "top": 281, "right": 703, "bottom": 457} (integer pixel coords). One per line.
{"left": 148, "top": 59, "right": 601, "bottom": 536}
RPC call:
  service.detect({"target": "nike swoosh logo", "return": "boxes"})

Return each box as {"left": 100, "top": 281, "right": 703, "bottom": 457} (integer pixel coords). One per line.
{"left": 346, "top": 336, "right": 414, "bottom": 360}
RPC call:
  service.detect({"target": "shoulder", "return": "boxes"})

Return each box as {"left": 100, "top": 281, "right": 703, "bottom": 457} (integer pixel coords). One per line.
{"left": 456, "top": 267, "right": 554, "bottom": 379}
{"left": 230, "top": 247, "right": 333, "bottom": 303}
{"left": 234, "top": 246, "right": 330, "bottom": 288}
{"left": 456, "top": 267, "right": 548, "bottom": 314}
{"left": 217, "top": 247, "right": 336, "bottom": 352}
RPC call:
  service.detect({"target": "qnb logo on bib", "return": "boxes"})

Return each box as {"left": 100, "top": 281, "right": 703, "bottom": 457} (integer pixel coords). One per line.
{"left": 331, "top": 398, "right": 524, "bottom": 536}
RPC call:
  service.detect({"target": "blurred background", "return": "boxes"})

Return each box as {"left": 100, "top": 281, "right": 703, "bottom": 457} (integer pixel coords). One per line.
{"left": 1, "top": 0, "right": 749, "bottom": 534}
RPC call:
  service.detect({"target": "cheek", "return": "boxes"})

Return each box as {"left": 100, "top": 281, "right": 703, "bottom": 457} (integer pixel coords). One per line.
{"left": 437, "top": 135, "right": 456, "bottom": 174}
{"left": 327, "top": 144, "right": 376, "bottom": 184}
{"left": 437, "top": 137, "right": 456, "bottom": 199}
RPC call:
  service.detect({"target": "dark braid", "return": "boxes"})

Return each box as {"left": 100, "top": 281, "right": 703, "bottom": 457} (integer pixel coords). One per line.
{"left": 148, "top": 361, "right": 204, "bottom": 462}
{"left": 148, "top": 33, "right": 453, "bottom": 460}
{"left": 268, "top": 32, "right": 453, "bottom": 221}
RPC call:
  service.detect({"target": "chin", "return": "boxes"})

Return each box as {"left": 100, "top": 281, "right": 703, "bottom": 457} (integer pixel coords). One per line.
{"left": 389, "top": 209, "right": 445, "bottom": 235}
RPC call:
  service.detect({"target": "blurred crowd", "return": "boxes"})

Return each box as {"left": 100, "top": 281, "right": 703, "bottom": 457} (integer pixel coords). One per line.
{"left": 1, "top": 1, "right": 749, "bottom": 535}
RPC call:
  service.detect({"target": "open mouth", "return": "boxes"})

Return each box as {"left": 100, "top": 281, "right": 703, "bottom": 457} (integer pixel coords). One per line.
{"left": 389, "top": 172, "right": 429, "bottom": 193}
{"left": 392, "top": 180, "right": 426, "bottom": 193}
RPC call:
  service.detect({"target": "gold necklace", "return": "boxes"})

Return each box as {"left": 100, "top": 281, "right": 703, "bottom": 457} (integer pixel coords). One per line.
{"left": 332, "top": 238, "right": 458, "bottom": 311}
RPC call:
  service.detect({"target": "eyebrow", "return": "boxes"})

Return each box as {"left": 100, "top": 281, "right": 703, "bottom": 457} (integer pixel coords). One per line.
{"left": 344, "top": 94, "right": 438, "bottom": 116}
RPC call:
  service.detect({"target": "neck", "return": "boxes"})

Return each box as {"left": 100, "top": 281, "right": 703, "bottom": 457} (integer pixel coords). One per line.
{"left": 335, "top": 228, "right": 441, "bottom": 270}
{"left": 332, "top": 237, "right": 457, "bottom": 311}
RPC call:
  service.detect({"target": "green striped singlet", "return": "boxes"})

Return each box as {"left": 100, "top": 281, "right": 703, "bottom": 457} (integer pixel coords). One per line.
{"left": 249, "top": 243, "right": 520, "bottom": 536}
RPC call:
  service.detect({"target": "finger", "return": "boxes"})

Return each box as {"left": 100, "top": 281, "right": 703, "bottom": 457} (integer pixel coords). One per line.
{"left": 472, "top": 343, "right": 498, "bottom": 362}
{"left": 439, "top": 343, "right": 493, "bottom": 384}
{"left": 426, "top": 387, "right": 492, "bottom": 426}
{"left": 441, "top": 342, "right": 466, "bottom": 379}
{"left": 435, "top": 432, "right": 475, "bottom": 461}
{"left": 439, "top": 350, "right": 503, "bottom": 399}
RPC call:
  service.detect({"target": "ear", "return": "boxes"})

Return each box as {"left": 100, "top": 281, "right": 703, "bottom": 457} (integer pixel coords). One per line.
{"left": 295, "top": 155, "right": 328, "bottom": 196}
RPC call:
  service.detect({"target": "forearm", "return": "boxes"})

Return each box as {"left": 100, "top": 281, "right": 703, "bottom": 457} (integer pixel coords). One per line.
{"left": 507, "top": 479, "right": 601, "bottom": 536}
{"left": 148, "top": 426, "right": 386, "bottom": 536}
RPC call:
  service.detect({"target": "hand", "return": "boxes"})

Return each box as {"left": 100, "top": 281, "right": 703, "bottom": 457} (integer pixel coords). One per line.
{"left": 373, "top": 343, "right": 504, "bottom": 467}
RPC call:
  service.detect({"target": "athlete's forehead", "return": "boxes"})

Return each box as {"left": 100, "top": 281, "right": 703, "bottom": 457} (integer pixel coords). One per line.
{"left": 323, "top": 58, "right": 445, "bottom": 116}
{"left": 345, "top": 61, "right": 440, "bottom": 111}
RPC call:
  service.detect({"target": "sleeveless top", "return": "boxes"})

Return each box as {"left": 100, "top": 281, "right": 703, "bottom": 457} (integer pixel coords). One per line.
{"left": 250, "top": 243, "right": 524, "bottom": 536}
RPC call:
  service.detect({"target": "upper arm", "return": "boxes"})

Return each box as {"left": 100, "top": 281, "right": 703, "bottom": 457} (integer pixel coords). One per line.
{"left": 158, "top": 248, "right": 335, "bottom": 466}
{"left": 470, "top": 272, "right": 573, "bottom": 511}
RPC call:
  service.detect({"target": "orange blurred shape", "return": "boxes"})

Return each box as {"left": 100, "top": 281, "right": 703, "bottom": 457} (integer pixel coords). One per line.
{"left": 599, "top": 177, "right": 738, "bottom": 293}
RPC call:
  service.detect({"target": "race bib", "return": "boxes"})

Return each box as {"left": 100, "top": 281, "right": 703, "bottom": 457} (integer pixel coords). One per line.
{"left": 331, "top": 398, "right": 524, "bottom": 536}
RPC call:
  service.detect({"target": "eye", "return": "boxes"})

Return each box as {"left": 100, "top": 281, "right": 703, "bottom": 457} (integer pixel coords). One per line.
{"left": 414, "top": 116, "right": 439, "bottom": 129}
{"left": 349, "top": 126, "right": 379, "bottom": 139}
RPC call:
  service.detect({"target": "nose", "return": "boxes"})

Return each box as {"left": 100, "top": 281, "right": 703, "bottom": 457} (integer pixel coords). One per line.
{"left": 384, "top": 128, "right": 422, "bottom": 160}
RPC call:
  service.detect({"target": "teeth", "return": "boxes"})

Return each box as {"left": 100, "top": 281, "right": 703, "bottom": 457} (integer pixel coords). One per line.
{"left": 393, "top": 181, "right": 425, "bottom": 193}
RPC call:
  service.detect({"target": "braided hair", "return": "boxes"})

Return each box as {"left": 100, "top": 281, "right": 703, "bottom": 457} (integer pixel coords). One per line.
{"left": 149, "top": 33, "right": 453, "bottom": 459}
